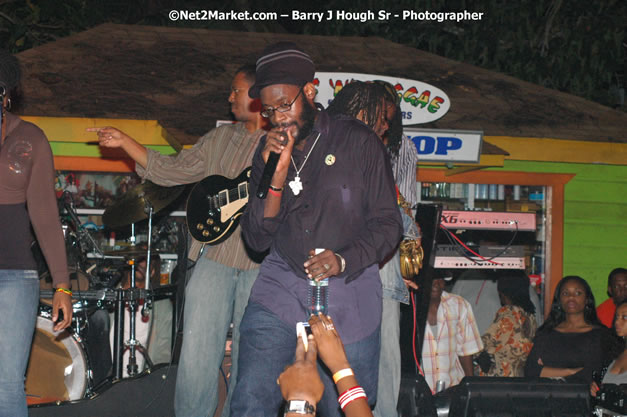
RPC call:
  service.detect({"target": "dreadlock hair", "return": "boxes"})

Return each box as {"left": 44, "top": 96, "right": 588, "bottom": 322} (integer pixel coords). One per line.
{"left": 327, "top": 80, "right": 403, "bottom": 156}
{"left": 539, "top": 275, "right": 602, "bottom": 333}
{"left": 375, "top": 80, "right": 403, "bottom": 158}
{"left": 327, "top": 81, "right": 382, "bottom": 128}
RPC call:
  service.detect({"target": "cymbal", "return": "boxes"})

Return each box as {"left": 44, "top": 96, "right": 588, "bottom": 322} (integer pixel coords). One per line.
{"left": 103, "top": 181, "right": 185, "bottom": 228}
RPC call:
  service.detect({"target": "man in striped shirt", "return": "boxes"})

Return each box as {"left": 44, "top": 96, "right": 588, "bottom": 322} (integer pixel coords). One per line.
{"left": 94, "top": 65, "right": 267, "bottom": 417}
{"left": 422, "top": 271, "right": 483, "bottom": 392}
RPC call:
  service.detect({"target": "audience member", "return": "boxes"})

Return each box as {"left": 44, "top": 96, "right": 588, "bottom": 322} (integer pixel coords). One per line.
{"left": 474, "top": 271, "right": 537, "bottom": 377}
{"left": 597, "top": 268, "right": 627, "bottom": 328}
{"left": 452, "top": 269, "right": 543, "bottom": 334}
{"left": 279, "top": 313, "right": 374, "bottom": 417}
{"left": 525, "top": 276, "right": 619, "bottom": 384}
{"left": 422, "top": 270, "right": 483, "bottom": 392}
{"left": 591, "top": 299, "right": 627, "bottom": 396}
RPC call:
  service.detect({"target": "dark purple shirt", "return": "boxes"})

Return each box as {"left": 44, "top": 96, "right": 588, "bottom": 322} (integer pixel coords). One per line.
{"left": 241, "top": 110, "right": 403, "bottom": 342}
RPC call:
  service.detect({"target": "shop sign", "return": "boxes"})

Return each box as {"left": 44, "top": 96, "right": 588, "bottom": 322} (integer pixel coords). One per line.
{"left": 405, "top": 128, "right": 483, "bottom": 163}
{"left": 314, "top": 72, "right": 450, "bottom": 124}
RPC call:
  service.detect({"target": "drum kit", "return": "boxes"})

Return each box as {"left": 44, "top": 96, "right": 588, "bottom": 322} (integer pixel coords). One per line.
{"left": 26, "top": 182, "right": 184, "bottom": 405}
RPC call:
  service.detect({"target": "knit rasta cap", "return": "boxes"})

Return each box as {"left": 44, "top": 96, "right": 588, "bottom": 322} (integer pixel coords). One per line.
{"left": 248, "top": 41, "right": 315, "bottom": 99}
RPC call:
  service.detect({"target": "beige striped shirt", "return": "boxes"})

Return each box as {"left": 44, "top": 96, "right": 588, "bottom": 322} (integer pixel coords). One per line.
{"left": 136, "top": 123, "right": 264, "bottom": 270}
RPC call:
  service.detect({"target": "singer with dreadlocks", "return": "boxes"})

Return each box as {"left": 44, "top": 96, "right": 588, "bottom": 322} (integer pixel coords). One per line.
{"left": 327, "top": 80, "right": 421, "bottom": 417}
{"left": 0, "top": 50, "right": 73, "bottom": 417}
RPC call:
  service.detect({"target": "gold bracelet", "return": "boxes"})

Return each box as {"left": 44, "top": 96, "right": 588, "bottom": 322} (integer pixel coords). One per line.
{"left": 332, "top": 368, "right": 354, "bottom": 384}
{"left": 269, "top": 184, "right": 284, "bottom": 192}
{"left": 56, "top": 287, "right": 73, "bottom": 296}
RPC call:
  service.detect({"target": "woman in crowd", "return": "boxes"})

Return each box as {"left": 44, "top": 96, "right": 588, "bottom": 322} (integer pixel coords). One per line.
{"left": 279, "top": 313, "right": 374, "bottom": 417}
{"left": 525, "top": 276, "right": 618, "bottom": 384}
{"left": 474, "top": 271, "right": 537, "bottom": 377}
{"left": 0, "top": 50, "right": 72, "bottom": 416}
{"left": 592, "top": 299, "right": 627, "bottom": 395}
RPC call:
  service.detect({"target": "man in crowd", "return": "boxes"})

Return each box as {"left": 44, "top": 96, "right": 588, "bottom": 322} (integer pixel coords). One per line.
{"left": 233, "top": 42, "right": 403, "bottom": 417}
{"left": 422, "top": 270, "right": 482, "bottom": 392}
{"left": 597, "top": 267, "right": 627, "bottom": 327}
{"left": 92, "top": 65, "right": 266, "bottom": 417}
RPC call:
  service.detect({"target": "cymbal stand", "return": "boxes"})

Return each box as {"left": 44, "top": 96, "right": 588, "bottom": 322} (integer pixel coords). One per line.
{"left": 122, "top": 204, "right": 154, "bottom": 377}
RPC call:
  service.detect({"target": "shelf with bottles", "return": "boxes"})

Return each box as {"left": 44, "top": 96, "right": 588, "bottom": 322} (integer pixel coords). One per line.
{"left": 419, "top": 183, "right": 546, "bottom": 213}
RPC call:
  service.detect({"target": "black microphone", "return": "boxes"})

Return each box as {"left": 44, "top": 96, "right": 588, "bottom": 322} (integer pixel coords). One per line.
{"left": 256, "top": 151, "right": 280, "bottom": 199}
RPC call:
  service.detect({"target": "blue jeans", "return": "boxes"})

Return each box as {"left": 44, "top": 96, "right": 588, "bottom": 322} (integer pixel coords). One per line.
{"left": 373, "top": 297, "right": 401, "bottom": 417}
{"left": 174, "top": 257, "right": 258, "bottom": 417}
{"left": 373, "top": 209, "right": 418, "bottom": 417}
{"left": 0, "top": 270, "right": 39, "bottom": 417}
{"left": 231, "top": 302, "right": 380, "bottom": 417}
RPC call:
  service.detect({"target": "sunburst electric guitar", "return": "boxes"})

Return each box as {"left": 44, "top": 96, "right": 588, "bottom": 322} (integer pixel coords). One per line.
{"left": 186, "top": 167, "right": 251, "bottom": 245}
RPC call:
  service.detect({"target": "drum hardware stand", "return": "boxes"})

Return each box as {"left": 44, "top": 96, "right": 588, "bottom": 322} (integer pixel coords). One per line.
{"left": 113, "top": 199, "right": 155, "bottom": 379}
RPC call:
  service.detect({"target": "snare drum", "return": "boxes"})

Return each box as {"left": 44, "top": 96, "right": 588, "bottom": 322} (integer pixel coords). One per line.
{"left": 25, "top": 312, "right": 89, "bottom": 404}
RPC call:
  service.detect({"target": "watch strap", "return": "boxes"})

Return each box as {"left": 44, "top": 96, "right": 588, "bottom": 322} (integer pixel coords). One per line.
{"left": 283, "top": 399, "right": 315, "bottom": 415}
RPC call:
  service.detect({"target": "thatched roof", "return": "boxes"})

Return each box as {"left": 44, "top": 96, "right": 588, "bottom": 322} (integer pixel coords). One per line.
{"left": 16, "top": 23, "right": 626, "bottom": 147}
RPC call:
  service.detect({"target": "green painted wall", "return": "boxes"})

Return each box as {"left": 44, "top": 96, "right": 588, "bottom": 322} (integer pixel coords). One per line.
{"left": 50, "top": 143, "right": 177, "bottom": 157}
{"left": 491, "top": 161, "right": 627, "bottom": 305}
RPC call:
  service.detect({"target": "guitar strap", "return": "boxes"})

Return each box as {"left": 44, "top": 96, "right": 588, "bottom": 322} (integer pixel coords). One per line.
{"left": 188, "top": 240, "right": 206, "bottom": 262}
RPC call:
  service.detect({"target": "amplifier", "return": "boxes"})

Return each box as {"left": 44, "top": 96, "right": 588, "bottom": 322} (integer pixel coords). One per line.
{"left": 594, "top": 384, "right": 627, "bottom": 416}
{"left": 435, "top": 245, "right": 525, "bottom": 257}
{"left": 445, "top": 377, "right": 590, "bottom": 417}
{"left": 434, "top": 256, "right": 525, "bottom": 269}
{"left": 441, "top": 211, "right": 536, "bottom": 231}
{"left": 479, "top": 245, "right": 525, "bottom": 257}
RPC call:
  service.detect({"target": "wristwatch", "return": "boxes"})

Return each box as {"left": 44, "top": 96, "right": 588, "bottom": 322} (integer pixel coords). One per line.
{"left": 284, "top": 399, "right": 315, "bottom": 415}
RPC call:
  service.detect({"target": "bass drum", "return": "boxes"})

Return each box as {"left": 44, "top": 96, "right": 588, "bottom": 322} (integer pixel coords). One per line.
{"left": 25, "top": 312, "right": 88, "bottom": 404}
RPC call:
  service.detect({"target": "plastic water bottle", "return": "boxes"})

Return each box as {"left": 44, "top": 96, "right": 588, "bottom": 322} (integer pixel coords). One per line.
{"left": 307, "top": 248, "right": 328, "bottom": 315}
{"left": 308, "top": 278, "right": 329, "bottom": 315}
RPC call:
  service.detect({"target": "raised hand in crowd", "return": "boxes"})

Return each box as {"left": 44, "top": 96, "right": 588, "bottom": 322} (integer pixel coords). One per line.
{"left": 278, "top": 335, "right": 324, "bottom": 416}
{"left": 278, "top": 313, "right": 375, "bottom": 417}
{"left": 308, "top": 313, "right": 374, "bottom": 417}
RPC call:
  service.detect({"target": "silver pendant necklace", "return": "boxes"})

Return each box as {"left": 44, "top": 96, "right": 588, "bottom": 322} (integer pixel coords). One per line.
{"left": 289, "top": 133, "right": 321, "bottom": 196}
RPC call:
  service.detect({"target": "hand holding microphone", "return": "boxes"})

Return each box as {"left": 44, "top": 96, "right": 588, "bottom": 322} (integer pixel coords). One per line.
{"left": 257, "top": 129, "right": 294, "bottom": 199}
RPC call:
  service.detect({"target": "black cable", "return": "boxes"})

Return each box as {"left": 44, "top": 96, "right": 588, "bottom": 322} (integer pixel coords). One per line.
{"left": 440, "top": 226, "right": 479, "bottom": 263}
{"left": 481, "top": 221, "right": 519, "bottom": 261}
{"left": 439, "top": 222, "right": 519, "bottom": 263}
